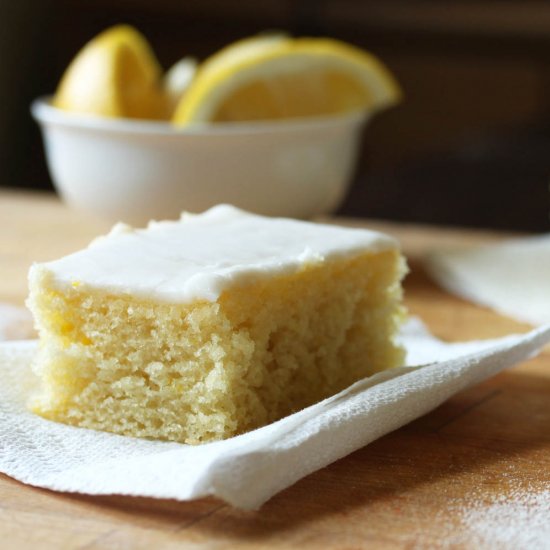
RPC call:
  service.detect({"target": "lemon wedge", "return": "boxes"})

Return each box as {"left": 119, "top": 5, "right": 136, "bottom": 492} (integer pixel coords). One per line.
{"left": 163, "top": 57, "right": 198, "bottom": 114}
{"left": 53, "top": 25, "right": 167, "bottom": 119}
{"left": 172, "top": 36, "right": 401, "bottom": 125}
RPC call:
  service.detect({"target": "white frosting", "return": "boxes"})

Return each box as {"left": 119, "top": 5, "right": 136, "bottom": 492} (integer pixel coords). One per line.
{"left": 31, "top": 205, "right": 398, "bottom": 303}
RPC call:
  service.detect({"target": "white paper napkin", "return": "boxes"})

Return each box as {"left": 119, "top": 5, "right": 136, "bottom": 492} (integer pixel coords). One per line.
{"left": 0, "top": 303, "right": 34, "bottom": 341}
{"left": 425, "top": 234, "right": 550, "bottom": 326}
{"left": 1, "top": 318, "right": 549, "bottom": 510}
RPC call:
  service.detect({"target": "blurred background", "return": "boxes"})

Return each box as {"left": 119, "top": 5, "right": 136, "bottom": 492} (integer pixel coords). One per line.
{"left": 1, "top": 0, "right": 549, "bottom": 230}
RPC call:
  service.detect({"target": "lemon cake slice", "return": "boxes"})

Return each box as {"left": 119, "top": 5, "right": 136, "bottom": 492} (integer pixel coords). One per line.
{"left": 28, "top": 206, "right": 406, "bottom": 444}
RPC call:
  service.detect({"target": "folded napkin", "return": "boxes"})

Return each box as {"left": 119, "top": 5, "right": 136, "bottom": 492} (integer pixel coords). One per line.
{"left": 425, "top": 234, "right": 550, "bottom": 326}
{"left": 1, "top": 317, "right": 548, "bottom": 510}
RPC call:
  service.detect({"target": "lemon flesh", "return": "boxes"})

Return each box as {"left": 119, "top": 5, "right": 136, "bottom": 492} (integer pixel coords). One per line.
{"left": 173, "top": 37, "right": 401, "bottom": 125}
{"left": 53, "top": 25, "right": 167, "bottom": 119}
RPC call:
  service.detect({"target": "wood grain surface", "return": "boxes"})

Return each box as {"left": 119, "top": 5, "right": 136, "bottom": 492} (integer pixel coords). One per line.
{"left": 0, "top": 190, "right": 548, "bottom": 549}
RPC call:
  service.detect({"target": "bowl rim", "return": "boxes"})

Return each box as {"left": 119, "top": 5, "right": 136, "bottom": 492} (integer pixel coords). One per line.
{"left": 31, "top": 96, "right": 369, "bottom": 136}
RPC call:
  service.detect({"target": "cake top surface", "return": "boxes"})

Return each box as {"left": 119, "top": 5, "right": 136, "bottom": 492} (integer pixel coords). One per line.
{"left": 32, "top": 205, "right": 398, "bottom": 302}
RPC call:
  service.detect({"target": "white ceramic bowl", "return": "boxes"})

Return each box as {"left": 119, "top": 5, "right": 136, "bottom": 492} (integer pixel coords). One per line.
{"left": 32, "top": 97, "right": 369, "bottom": 225}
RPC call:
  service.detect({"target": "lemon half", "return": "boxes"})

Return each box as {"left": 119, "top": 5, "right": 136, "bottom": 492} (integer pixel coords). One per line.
{"left": 53, "top": 25, "right": 167, "bottom": 119}
{"left": 172, "top": 36, "right": 401, "bottom": 125}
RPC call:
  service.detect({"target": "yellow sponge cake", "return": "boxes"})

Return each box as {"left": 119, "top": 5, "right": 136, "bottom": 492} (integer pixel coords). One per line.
{"left": 27, "top": 206, "right": 406, "bottom": 444}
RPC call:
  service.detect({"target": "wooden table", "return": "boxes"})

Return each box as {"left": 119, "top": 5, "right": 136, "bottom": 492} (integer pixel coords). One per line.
{"left": 1, "top": 190, "right": 548, "bottom": 549}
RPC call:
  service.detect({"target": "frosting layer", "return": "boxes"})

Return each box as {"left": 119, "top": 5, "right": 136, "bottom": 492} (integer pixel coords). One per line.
{"left": 31, "top": 205, "right": 398, "bottom": 303}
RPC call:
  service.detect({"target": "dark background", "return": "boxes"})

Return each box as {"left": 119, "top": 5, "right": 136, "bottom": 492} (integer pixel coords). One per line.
{"left": 1, "top": 0, "right": 549, "bottom": 230}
